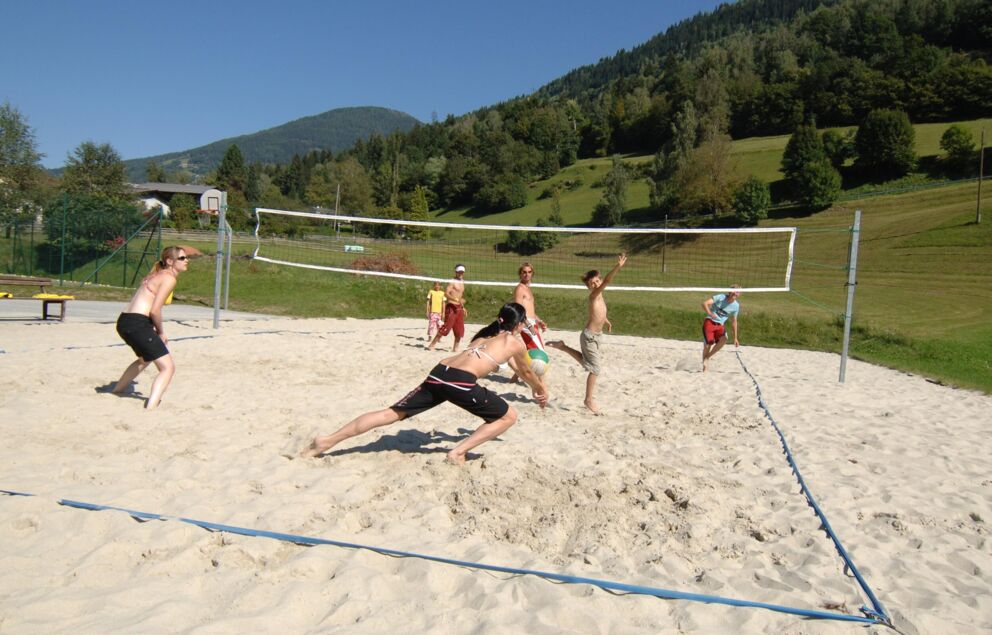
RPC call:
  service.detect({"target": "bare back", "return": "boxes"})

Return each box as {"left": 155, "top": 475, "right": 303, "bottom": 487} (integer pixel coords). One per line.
{"left": 441, "top": 331, "right": 524, "bottom": 378}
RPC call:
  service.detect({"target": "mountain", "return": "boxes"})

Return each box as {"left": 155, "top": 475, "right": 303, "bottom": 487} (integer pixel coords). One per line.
{"left": 122, "top": 106, "right": 421, "bottom": 181}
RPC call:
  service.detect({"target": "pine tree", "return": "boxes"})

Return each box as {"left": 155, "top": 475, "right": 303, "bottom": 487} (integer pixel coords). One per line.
{"left": 216, "top": 144, "right": 248, "bottom": 193}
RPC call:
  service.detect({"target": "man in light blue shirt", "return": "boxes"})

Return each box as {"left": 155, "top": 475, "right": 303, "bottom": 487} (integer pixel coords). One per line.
{"left": 702, "top": 286, "right": 741, "bottom": 371}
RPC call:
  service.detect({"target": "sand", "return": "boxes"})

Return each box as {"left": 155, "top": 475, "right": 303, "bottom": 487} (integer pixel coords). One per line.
{"left": 0, "top": 314, "right": 989, "bottom": 633}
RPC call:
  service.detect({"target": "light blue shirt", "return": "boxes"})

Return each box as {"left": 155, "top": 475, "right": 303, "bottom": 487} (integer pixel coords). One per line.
{"left": 706, "top": 293, "right": 739, "bottom": 325}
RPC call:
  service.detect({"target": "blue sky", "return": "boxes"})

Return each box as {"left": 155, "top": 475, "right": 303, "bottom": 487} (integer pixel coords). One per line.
{"left": 2, "top": 0, "right": 727, "bottom": 168}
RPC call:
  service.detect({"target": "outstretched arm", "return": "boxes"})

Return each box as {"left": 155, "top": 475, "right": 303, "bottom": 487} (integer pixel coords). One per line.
{"left": 508, "top": 351, "right": 548, "bottom": 408}
{"left": 591, "top": 253, "right": 627, "bottom": 297}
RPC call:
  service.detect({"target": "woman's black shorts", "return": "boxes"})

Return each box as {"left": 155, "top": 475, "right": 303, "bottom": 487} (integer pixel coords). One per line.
{"left": 116, "top": 312, "right": 169, "bottom": 362}
{"left": 392, "top": 364, "right": 509, "bottom": 423}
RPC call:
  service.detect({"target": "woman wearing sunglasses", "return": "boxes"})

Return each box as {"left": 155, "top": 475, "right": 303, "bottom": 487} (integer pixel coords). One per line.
{"left": 108, "top": 246, "right": 189, "bottom": 409}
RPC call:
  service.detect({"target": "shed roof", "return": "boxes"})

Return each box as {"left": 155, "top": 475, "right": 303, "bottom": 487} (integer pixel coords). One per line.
{"left": 130, "top": 183, "right": 218, "bottom": 195}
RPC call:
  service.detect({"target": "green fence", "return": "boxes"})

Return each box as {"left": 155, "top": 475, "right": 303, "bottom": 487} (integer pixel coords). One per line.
{"left": 1, "top": 198, "right": 163, "bottom": 288}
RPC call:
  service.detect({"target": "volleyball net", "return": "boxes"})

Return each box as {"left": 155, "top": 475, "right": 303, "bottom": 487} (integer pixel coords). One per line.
{"left": 253, "top": 208, "right": 797, "bottom": 292}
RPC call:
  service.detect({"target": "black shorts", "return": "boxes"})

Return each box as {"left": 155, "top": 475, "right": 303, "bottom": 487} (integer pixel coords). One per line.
{"left": 116, "top": 313, "right": 169, "bottom": 362}
{"left": 392, "top": 364, "right": 509, "bottom": 423}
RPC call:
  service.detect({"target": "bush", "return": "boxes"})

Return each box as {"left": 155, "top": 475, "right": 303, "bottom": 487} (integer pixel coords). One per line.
{"left": 821, "top": 129, "right": 854, "bottom": 169}
{"left": 940, "top": 124, "right": 977, "bottom": 174}
{"left": 351, "top": 253, "right": 418, "bottom": 275}
{"left": 795, "top": 160, "right": 841, "bottom": 209}
{"left": 502, "top": 218, "right": 560, "bottom": 255}
{"left": 732, "top": 177, "right": 771, "bottom": 225}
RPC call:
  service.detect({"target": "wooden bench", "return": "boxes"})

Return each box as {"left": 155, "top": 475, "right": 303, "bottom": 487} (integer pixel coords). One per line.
{"left": 0, "top": 275, "right": 72, "bottom": 321}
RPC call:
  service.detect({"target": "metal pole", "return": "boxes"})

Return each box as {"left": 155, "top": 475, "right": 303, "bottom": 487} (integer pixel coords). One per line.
{"left": 662, "top": 214, "right": 668, "bottom": 274}
{"left": 123, "top": 223, "right": 128, "bottom": 287}
{"left": 839, "top": 209, "right": 861, "bottom": 383}
{"left": 213, "top": 192, "right": 227, "bottom": 329}
{"left": 224, "top": 219, "right": 232, "bottom": 310}
{"left": 977, "top": 129, "right": 984, "bottom": 225}
{"left": 59, "top": 194, "right": 67, "bottom": 285}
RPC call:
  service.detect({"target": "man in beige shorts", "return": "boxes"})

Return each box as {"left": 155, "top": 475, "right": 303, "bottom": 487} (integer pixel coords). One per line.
{"left": 547, "top": 253, "right": 626, "bottom": 413}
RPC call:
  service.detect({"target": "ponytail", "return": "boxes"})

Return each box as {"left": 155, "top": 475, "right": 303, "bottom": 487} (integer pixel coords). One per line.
{"left": 148, "top": 246, "right": 183, "bottom": 275}
{"left": 470, "top": 303, "right": 527, "bottom": 342}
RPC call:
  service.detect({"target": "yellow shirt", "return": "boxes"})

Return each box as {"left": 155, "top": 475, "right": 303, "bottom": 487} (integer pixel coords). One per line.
{"left": 428, "top": 289, "right": 445, "bottom": 314}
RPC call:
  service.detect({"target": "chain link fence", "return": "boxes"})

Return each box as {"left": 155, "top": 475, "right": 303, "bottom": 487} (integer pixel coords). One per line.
{"left": 1, "top": 196, "right": 163, "bottom": 287}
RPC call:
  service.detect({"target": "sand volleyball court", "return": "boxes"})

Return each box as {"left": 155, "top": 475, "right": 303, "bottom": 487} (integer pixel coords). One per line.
{"left": 1, "top": 314, "right": 989, "bottom": 633}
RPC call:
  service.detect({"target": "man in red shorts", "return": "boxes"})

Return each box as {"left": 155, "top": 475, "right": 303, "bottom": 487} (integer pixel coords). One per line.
{"left": 702, "top": 286, "right": 741, "bottom": 371}
{"left": 428, "top": 264, "right": 467, "bottom": 352}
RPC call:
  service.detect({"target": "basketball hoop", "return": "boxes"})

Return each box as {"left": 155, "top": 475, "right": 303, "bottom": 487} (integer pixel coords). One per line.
{"left": 194, "top": 209, "right": 219, "bottom": 216}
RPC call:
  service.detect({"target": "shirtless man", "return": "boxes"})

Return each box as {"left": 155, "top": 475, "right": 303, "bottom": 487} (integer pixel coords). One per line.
{"left": 509, "top": 262, "right": 548, "bottom": 384}
{"left": 547, "top": 253, "right": 626, "bottom": 413}
{"left": 427, "top": 264, "right": 467, "bottom": 352}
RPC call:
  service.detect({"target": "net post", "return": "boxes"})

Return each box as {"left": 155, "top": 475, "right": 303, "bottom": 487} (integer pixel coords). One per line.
{"left": 213, "top": 192, "right": 227, "bottom": 329}
{"left": 839, "top": 209, "right": 861, "bottom": 383}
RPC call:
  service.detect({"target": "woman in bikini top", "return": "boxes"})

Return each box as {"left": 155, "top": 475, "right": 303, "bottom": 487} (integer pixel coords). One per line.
{"left": 301, "top": 303, "right": 549, "bottom": 466}
{"left": 107, "top": 246, "right": 189, "bottom": 409}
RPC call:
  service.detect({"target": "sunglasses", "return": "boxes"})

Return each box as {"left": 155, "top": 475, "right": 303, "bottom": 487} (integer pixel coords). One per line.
{"left": 177, "top": 256, "right": 189, "bottom": 261}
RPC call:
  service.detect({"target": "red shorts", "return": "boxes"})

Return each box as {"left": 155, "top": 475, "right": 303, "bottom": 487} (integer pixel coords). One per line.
{"left": 438, "top": 303, "right": 465, "bottom": 338}
{"left": 702, "top": 319, "right": 726, "bottom": 345}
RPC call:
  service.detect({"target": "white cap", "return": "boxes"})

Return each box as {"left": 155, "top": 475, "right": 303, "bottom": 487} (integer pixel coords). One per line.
{"left": 454, "top": 265, "right": 466, "bottom": 272}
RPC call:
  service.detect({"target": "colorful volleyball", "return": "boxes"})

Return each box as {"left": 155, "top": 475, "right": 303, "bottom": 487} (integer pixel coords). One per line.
{"left": 527, "top": 347, "right": 550, "bottom": 376}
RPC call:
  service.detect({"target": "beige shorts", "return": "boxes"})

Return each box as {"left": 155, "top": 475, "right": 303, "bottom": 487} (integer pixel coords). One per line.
{"left": 579, "top": 329, "right": 602, "bottom": 375}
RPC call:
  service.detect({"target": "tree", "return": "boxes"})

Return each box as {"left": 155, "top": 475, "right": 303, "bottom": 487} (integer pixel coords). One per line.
{"left": 61, "top": 141, "right": 129, "bottom": 201}
{"left": 145, "top": 160, "right": 167, "bottom": 183}
{"left": 168, "top": 193, "right": 197, "bottom": 232}
{"left": 732, "top": 176, "right": 771, "bottom": 225}
{"left": 854, "top": 109, "right": 916, "bottom": 178}
{"left": 0, "top": 102, "right": 44, "bottom": 224}
{"left": 245, "top": 163, "right": 263, "bottom": 202}
{"left": 216, "top": 144, "right": 247, "bottom": 193}
{"left": 473, "top": 175, "right": 527, "bottom": 213}
{"left": 549, "top": 186, "right": 564, "bottom": 226}
{"left": 406, "top": 185, "right": 429, "bottom": 240}
{"left": 781, "top": 124, "right": 825, "bottom": 181}
{"left": 591, "top": 155, "right": 628, "bottom": 227}
{"left": 676, "top": 134, "right": 737, "bottom": 217}
{"left": 939, "top": 124, "right": 976, "bottom": 174}
{"left": 43, "top": 193, "right": 142, "bottom": 267}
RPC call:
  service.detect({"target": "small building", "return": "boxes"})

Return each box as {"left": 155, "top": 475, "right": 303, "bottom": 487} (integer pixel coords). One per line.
{"left": 130, "top": 183, "right": 225, "bottom": 217}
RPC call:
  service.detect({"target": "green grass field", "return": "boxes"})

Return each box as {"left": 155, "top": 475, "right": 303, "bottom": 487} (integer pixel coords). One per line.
{"left": 3, "top": 120, "right": 989, "bottom": 393}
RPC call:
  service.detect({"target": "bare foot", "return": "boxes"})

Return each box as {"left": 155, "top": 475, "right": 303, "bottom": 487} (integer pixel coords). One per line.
{"left": 702, "top": 359, "right": 708, "bottom": 372}
{"left": 584, "top": 399, "right": 600, "bottom": 414}
{"left": 299, "top": 438, "right": 331, "bottom": 459}
{"left": 445, "top": 450, "right": 467, "bottom": 466}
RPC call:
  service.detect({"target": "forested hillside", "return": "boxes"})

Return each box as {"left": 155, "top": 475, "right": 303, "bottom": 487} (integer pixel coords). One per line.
{"left": 121, "top": 106, "right": 420, "bottom": 182}
{"left": 184, "top": 0, "right": 992, "bottom": 232}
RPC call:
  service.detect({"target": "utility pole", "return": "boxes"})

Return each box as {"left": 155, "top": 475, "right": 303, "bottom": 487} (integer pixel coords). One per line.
{"left": 977, "top": 128, "right": 984, "bottom": 225}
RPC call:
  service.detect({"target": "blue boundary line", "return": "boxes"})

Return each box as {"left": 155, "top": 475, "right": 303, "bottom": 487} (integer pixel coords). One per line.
{"left": 0, "top": 488, "right": 885, "bottom": 625}
{"left": 734, "top": 351, "right": 891, "bottom": 626}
